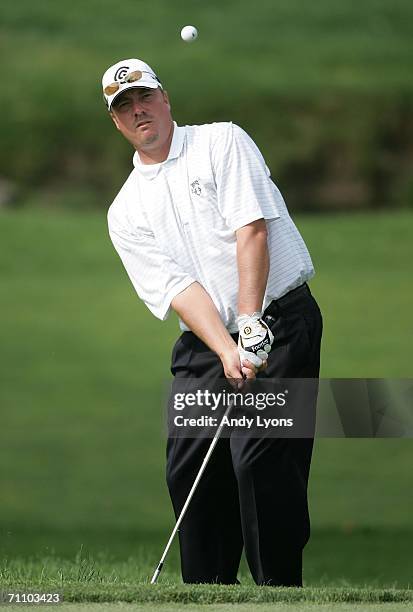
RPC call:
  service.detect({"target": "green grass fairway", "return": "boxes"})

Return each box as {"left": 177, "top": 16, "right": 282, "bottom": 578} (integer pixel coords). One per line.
{"left": 1, "top": 526, "right": 412, "bottom": 588}
{"left": 1, "top": 209, "right": 412, "bottom": 603}
{"left": 4, "top": 605, "right": 413, "bottom": 612}
{"left": 1, "top": 584, "right": 413, "bottom": 609}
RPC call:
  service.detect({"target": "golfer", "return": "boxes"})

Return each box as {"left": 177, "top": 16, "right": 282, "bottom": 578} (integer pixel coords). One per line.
{"left": 102, "top": 58, "right": 323, "bottom": 586}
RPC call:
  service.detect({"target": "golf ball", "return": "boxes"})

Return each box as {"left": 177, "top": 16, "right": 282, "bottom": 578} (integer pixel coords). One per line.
{"left": 181, "top": 25, "right": 198, "bottom": 43}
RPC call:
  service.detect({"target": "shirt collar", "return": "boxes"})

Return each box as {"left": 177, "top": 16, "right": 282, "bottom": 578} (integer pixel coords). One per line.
{"left": 132, "top": 121, "right": 185, "bottom": 180}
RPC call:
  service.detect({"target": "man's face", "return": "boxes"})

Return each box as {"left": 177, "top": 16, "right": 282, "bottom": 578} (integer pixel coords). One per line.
{"left": 110, "top": 87, "right": 172, "bottom": 155}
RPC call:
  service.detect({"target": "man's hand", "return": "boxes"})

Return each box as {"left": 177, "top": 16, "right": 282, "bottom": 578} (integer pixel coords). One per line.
{"left": 171, "top": 283, "right": 266, "bottom": 388}
{"left": 238, "top": 312, "right": 274, "bottom": 368}
{"left": 220, "top": 346, "right": 261, "bottom": 389}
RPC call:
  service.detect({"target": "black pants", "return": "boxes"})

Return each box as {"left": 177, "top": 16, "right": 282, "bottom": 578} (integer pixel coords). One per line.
{"left": 166, "top": 283, "right": 323, "bottom": 586}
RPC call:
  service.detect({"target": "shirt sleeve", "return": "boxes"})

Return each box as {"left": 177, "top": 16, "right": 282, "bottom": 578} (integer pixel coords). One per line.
{"left": 108, "top": 208, "right": 196, "bottom": 321}
{"left": 212, "top": 122, "right": 282, "bottom": 232}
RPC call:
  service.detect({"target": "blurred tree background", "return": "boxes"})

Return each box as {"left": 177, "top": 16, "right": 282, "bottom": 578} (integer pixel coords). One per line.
{"left": 1, "top": 0, "right": 413, "bottom": 212}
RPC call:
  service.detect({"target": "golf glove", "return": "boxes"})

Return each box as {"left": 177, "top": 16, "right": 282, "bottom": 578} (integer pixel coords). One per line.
{"left": 237, "top": 312, "right": 274, "bottom": 368}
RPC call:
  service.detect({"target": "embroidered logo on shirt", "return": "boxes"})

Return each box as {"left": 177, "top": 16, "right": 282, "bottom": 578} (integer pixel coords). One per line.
{"left": 190, "top": 179, "right": 202, "bottom": 196}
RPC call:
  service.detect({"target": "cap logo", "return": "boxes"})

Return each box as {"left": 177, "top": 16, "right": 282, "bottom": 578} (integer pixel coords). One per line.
{"left": 114, "top": 66, "right": 130, "bottom": 81}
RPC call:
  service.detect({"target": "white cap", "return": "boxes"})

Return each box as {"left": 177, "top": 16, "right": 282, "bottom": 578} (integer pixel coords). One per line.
{"left": 102, "top": 58, "right": 163, "bottom": 110}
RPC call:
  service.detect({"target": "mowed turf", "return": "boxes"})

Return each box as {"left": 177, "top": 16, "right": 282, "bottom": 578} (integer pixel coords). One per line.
{"left": 4, "top": 606, "right": 413, "bottom": 612}
{"left": 0, "top": 210, "right": 412, "bottom": 602}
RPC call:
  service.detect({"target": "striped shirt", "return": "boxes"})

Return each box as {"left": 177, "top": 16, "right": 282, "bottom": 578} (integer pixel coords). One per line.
{"left": 108, "top": 121, "right": 314, "bottom": 332}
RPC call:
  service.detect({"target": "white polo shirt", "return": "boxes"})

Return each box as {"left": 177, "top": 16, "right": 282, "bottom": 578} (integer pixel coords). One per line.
{"left": 108, "top": 121, "right": 314, "bottom": 332}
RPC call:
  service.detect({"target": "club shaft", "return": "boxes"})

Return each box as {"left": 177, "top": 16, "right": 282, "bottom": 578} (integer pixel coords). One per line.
{"left": 150, "top": 400, "right": 234, "bottom": 584}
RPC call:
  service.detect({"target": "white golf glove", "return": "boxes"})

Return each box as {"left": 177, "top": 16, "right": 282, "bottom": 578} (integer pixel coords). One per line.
{"left": 237, "top": 312, "right": 274, "bottom": 368}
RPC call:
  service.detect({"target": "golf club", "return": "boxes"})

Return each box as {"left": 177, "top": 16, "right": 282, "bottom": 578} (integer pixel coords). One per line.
{"left": 150, "top": 395, "right": 237, "bottom": 584}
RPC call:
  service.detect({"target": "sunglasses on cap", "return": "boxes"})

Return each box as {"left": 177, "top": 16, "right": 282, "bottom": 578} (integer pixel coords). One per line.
{"left": 104, "top": 70, "right": 160, "bottom": 96}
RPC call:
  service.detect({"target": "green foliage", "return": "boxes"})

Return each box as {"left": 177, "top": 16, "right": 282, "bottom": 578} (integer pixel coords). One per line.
{"left": 1, "top": 1, "right": 413, "bottom": 210}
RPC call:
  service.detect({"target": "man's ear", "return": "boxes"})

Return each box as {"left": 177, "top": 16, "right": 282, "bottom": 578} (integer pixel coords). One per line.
{"left": 110, "top": 111, "right": 121, "bottom": 130}
{"left": 162, "top": 89, "right": 171, "bottom": 110}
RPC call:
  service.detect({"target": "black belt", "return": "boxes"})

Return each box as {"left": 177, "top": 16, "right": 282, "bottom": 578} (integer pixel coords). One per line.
{"left": 182, "top": 282, "right": 312, "bottom": 348}
{"left": 263, "top": 283, "right": 311, "bottom": 320}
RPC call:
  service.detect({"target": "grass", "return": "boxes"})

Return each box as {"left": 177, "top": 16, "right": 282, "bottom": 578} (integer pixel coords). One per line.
{"left": 1, "top": 549, "right": 412, "bottom": 603}
{"left": 0, "top": 209, "right": 412, "bottom": 604}
{"left": 4, "top": 606, "right": 413, "bottom": 612}
{"left": 2, "top": 526, "right": 413, "bottom": 586}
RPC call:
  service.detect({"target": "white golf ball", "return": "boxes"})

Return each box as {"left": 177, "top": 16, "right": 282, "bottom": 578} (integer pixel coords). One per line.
{"left": 181, "top": 25, "right": 198, "bottom": 43}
